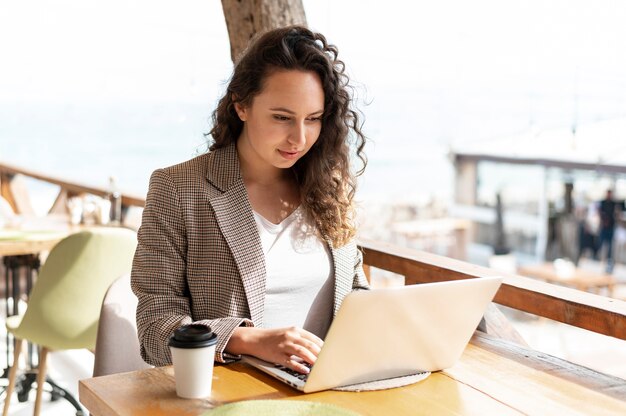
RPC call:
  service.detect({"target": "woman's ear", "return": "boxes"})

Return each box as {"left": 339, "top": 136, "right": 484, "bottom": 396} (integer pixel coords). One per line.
{"left": 233, "top": 96, "right": 247, "bottom": 121}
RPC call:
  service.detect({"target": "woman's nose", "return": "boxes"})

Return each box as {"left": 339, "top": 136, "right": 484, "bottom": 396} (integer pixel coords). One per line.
{"left": 288, "top": 121, "right": 307, "bottom": 147}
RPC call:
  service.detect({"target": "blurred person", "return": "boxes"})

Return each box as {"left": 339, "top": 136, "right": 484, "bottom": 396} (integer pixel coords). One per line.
{"left": 596, "top": 189, "right": 625, "bottom": 273}
{"left": 575, "top": 204, "right": 598, "bottom": 264}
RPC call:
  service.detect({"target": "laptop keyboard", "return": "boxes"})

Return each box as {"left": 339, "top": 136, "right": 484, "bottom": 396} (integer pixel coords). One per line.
{"left": 274, "top": 362, "right": 312, "bottom": 381}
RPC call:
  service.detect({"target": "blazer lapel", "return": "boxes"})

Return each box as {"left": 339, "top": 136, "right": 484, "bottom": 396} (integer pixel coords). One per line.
{"left": 207, "top": 144, "right": 266, "bottom": 326}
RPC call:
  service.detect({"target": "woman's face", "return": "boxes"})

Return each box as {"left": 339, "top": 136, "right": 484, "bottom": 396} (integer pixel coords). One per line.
{"left": 235, "top": 69, "right": 325, "bottom": 174}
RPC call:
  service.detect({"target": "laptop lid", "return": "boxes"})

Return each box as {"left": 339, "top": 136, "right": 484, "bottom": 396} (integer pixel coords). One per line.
{"left": 302, "top": 276, "right": 503, "bottom": 393}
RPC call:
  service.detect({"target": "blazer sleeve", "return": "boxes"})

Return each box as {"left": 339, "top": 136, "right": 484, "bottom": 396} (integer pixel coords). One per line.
{"left": 353, "top": 245, "right": 370, "bottom": 291}
{"left": 131, "top": 169, "right": 252, "bottom": 367}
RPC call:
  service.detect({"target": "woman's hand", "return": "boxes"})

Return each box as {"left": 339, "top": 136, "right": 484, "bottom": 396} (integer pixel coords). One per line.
{"left": 226, "top": 326, "right": 323, "bottom": 374}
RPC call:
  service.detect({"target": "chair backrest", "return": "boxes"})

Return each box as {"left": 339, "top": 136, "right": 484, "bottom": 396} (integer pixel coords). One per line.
{"left": 93, "top": 274, "right": 151, "bottom": 377}
{"left": 13, "top": 227, "right": 137, "bottom": 351}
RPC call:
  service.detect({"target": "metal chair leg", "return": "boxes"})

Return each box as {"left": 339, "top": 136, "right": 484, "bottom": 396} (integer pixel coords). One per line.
{"left": 44, "top": 378, "right": 86, "bottom": 415}
{"left": 8, "top": 371, "right": 86, "bottom": 416}
{"left": 2, "top": 338, "right": 23, "bottom": 416}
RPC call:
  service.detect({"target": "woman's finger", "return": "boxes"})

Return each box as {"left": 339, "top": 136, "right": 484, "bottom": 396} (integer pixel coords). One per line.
{"left": 291, "top": 337, "right": 321, "bottom": 357}
{"left": 286, "top": 342, "right": 317, "bottom": 365}
{"left": 280, "top": 327, "right": 323, "bottom": 355}
{"left": 285, "top": 355, "right": 311, "bottom": 374}
{"left": 298, "top": 329, "right": 324, "bottom": 349}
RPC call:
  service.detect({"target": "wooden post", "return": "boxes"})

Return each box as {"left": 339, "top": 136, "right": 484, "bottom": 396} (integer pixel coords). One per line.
{"left": 0, "top": 172, "right": 18, "bottom": 212}
{"left": 536, "top": 166, "right": 548, "bottom": 262}
{"left": 454, "top": 156, "right": 478, "bottom": 243}
{"left": 0, "top": 173, "right": 34, "bottom": 215}
{"left": 48, "top": 188, "right": 82, "bottom": 215}
{"left": 454, "top": 156, "right": 478, "bottom": 206}
{"left": 220, "top": 0, "right": 307, "bottom": 62}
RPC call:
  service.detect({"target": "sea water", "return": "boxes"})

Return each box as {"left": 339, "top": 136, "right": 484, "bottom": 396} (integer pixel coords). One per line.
{"left": 0, "top": 100, "right": 458, "bottom": 215}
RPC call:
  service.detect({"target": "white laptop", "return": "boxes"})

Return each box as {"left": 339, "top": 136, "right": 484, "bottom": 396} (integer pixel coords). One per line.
{"left": 242, "top": 276, "right": 503, "bottom": 393}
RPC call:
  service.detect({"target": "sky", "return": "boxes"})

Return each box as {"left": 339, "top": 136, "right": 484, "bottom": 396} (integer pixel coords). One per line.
{"left": 1, "top": 0, "right": 626, "bottom": 202}
{"left": 0, "top": 0, "right": 232, "bottom": 103}
{"left": 3, "top": 1, "right": 626, "bottom": 110}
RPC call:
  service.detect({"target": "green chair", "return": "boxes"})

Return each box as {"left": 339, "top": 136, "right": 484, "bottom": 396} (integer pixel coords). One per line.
{"left": 2, "top": 227, "right": 137, "bottom": 416}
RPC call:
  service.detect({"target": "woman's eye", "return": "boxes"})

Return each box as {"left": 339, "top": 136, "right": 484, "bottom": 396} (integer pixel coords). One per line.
{"left": 273, "top": 115, "right": 290, "bottom": 121}
{"left": 307, "top": 117, "right": 322, "bottom": 122}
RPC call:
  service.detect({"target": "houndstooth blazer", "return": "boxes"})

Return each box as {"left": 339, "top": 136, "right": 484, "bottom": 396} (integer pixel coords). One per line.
{"left": 131, "top": 143, "right": 369, "bottom": 367}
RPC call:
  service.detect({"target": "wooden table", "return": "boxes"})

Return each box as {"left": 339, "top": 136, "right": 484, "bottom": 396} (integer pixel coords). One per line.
{"left": 0, "top": 231, "right": 67, "bottom": 257}
{"left": 0, "top": 215, "right": 78, "bottom": 256}
{"left": 518, "top": 262, "right": 616, "bottom": 295}
{"left": 79, "top": 332, "right": 626, "bottom": 416}
{"left": 0, "top": 226, "right": 72, "bottom": 313}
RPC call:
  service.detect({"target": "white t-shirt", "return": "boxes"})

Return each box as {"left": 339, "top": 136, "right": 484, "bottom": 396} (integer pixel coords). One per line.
{"left": 252, "top": 206, "right": 334, "bottom": 338}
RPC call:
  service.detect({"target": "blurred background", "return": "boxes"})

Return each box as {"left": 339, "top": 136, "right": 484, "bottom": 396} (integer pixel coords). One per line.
{"left": 1, "top": 2, "right": 626, "bottom": 409}
{"left": 2, "top": 0, "right": 625, "bottom": 267}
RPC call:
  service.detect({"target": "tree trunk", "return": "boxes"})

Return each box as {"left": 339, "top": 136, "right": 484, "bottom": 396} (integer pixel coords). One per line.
{"left": 221, "top": 0, "right": 307, "bottom": 62}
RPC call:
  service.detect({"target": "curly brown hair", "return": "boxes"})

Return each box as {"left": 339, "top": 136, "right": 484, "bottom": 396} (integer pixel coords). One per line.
{"left": 208, "top": 26, "right": 367, "bottom": 248}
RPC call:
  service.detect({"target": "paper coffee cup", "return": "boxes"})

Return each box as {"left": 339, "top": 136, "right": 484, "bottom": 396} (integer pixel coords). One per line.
{"left": 168, "top": 324, "right": 218, "bottom": 399}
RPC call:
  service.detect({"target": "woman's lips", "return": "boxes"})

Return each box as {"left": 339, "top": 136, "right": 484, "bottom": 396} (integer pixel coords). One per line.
{"left": 278, "top": 150, "right": 300, "bottom": 160}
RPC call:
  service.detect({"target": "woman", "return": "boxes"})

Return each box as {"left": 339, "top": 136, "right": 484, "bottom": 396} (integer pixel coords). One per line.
{"left": 131, "top": 26, "right": 368, "bottom": 375}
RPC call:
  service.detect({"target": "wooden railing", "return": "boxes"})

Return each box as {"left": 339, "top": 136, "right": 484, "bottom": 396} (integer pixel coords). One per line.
{"left": 2, "top": 161, "right": 626, "bottom": 343}
{"left": 360, "top": 239, "right": 626, "bottom": 341}
{"left": 0, "top": 161, "right": 145, "bottom": 216}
